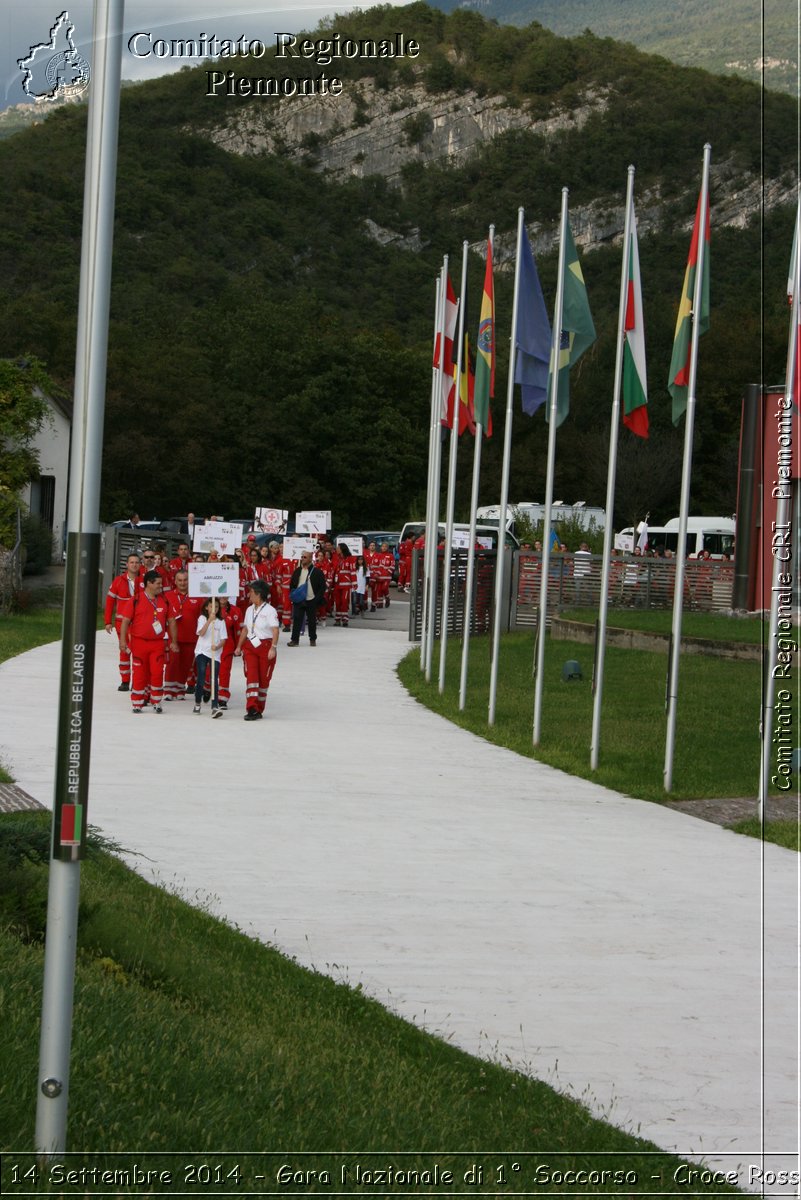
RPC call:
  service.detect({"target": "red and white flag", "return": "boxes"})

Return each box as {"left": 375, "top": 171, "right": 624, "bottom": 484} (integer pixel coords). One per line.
{"left": 433, "top": 273, "right": 458, "bottom": 425}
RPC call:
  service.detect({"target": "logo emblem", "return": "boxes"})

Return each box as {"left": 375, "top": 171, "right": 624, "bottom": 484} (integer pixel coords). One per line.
{"left": 18, "top": 11, "right": 90, "bottom": 101}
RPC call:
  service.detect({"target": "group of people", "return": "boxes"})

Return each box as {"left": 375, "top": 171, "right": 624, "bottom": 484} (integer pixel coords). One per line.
{"left": 103, "top": 538, "right": 400, "bottom": 720}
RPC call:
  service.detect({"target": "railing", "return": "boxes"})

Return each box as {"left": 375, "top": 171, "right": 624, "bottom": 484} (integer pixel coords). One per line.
{"left": 410, "top": 550, "right": 735, "bottom": 640}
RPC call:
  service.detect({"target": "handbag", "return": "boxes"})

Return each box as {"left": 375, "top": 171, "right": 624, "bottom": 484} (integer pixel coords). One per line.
{"left": 290, "top": 582, "right": 308, "bottom": 604}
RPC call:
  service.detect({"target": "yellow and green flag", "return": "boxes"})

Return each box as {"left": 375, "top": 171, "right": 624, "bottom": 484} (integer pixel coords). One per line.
{"left": 546, "top": 222, "right": 596, "bottom": 427}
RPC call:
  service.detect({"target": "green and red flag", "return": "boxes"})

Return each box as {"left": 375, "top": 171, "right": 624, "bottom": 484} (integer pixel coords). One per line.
{"left": 668, "top": 191, "right": 710, "bottom": 424}
{"left": 622, "top": 200, "right": 649, "bottom": 438}
{"left": 473, "top": 238, "right": 495, "bottom": 434}
{"left": 546, "top": 222, "right": 596, "bottom": 427}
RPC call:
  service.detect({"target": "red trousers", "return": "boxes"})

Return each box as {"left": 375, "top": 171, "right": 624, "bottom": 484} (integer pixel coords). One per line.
{"left": 334, "top": 584, "right": 352, "bottom": 622}
{"left": 164, "top": 642, "right": 194, "bottom": 698}
{"left": 242, "top": 641, "right": 276, "bottom": 713}
{"left": 130, "top": 636, "right": 165, "bottom": 708}
{"left": 114, "top": 619, "right": 132, "bottom": 683}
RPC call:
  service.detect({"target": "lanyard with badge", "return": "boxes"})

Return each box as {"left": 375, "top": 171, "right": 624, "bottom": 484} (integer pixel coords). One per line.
{"left": 248, "top": 603, "right": 265, "bottom": 648}
{"left": 145, "top": 593, "right": 163, "bottom": 636}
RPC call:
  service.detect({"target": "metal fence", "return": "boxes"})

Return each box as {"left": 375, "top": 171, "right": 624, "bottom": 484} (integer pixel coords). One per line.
{"left": 410, "top": 550, "right": 735, "bottom": 640}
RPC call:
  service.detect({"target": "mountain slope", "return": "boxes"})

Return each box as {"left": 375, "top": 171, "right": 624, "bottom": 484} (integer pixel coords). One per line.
{"left": 428, "top": 0, "right": 797, "bottom": 92}
{"left": 0, "top": 3, "right": 795, "bottom": 527}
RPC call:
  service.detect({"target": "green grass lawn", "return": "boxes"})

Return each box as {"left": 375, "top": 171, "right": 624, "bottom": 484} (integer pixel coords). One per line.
{"left": 0, "top": 811, "right": 740, "bottom": 1192}
{"left": 561, "top": 608, "right": 767, "bottom": 644}
{"left": 398, "top": 632, "right": 768, "bottom": 802}
{"left": 0, "top": 607, "right": 64, "bottom": 667}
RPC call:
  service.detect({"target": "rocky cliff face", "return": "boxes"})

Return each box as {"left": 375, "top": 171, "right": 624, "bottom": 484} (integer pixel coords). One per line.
{"left": 204, "top": 75, "right": 788, "bottom": 259}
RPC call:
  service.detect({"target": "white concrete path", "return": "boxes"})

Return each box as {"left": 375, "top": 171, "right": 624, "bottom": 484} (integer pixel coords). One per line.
{"left": 1, "top": 622, "right": 798, "bottom": 1190}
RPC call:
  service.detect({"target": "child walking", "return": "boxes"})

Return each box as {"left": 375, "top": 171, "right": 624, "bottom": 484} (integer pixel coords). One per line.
{"left": 193, "top": 598, "right": 227, "bottom": 717}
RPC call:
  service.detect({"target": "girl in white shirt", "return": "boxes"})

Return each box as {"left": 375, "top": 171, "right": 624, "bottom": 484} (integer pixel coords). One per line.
{"left": 193, "top": 598, "right": 227, "bottom": 716}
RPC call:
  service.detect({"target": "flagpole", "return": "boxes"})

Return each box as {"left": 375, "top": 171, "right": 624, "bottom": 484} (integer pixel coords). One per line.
{"left": 36, "top": 0, "right": 125, "bottom": 1156}
{"left": 759, "top": 197, "right": 800, "bottom": 821}
{"left": 590, "top": 166, "right": 636, "bottom": 769}
{"left": 439, "top": 241, "right": 468, "bottom": 692}
{"left": 664, "top": 143, "right": 712, "bottom": 792}
{"left": 420, "top": 269, "right": 442, "bottom": 669}
{"left": 460, "top": 225, "right": 494, "bottom": 710}
{"left": 424, "top": 258, "right": 449, "bottom": 680}
{"left": 533, "top": 189, "right": 570, "bottom": 745}
{"left": 488, "top": 210, "right": 524, "bottom": 725}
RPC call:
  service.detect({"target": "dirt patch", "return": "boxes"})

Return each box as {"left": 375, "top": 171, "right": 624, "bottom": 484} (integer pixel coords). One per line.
{"left": 665, "top": 795, "right": 799, "bottom": 826}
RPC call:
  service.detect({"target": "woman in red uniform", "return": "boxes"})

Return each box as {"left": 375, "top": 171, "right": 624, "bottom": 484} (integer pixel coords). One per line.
{"left": 234, "top": 579, "right": 279, "bottom": 720}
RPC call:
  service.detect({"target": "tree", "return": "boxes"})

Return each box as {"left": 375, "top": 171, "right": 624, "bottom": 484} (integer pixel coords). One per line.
{"left": 0, "top": 358, "right": 54, "bottom": 547}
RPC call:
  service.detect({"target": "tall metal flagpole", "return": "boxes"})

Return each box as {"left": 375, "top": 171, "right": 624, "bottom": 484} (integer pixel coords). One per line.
{"left": 533, "top": 189, "right": 570, "bottom": 745}
{"left": 488, "top": 211, "right": 524, "bottom": 725}
{"left": 420, "top": 271, "right": 442, "bottom": 669}
{"left": 459, "top": 225, "right": 494, "bottom": 711}
{"left": 36, "top": 0, "right": 125, "bottom": 1155}
{"left": 424, "top": 258, "right": 448, "bottom": 680}
{"left": 759, "top": 197, "right": 800, "bottom": 821}
{"left": 439, "top": 241, "right": 468, "bottom": 692}
{"left": 664, "top": 143, "right": 712, "bottom": 792}
{"left": 590, "top": 166, "right": 636, "bottom": 769}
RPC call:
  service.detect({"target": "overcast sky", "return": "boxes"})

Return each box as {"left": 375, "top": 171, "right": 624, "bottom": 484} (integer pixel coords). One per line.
{"left": 2, "top": 0, "right": 410, "bottom": 110}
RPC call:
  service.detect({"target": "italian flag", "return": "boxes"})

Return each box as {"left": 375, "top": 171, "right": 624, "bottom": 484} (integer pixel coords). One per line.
{"left": 668, "top": 190, "right": 710, "bottom": 424}
{"left": 622, "top": 205, "right": 649, "bottom": 438}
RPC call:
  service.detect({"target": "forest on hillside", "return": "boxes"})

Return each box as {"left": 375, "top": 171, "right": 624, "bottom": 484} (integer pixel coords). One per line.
{"left": 0, "top": 2, "right": 795, "bottom": 529}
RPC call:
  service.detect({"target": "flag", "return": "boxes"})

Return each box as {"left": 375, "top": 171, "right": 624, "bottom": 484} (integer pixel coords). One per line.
{"left": 622, "top": 206, "right": 649, "bottom": 437}
{"left": 515, "top": 224, "right": 551, "bottom": 416}
{"left": 668, "top": 191, "right": 710, "bottom": 424}
{"left": 433, "top": 273, "right": 458, "bottom": 425}
{"left": 454, "top": 280, "right": 476, "bottom": 436}
{"left": 546, "top": 221, "right": 596, "bottom": 427}
{"left": 636, "top": 519, "right": 649, "bottom": 552}
{"left": 473, "top": 238, "right": 495, "bottom": 431}
{"left": 787, "top": 201, "right": 800, "bottom": 411}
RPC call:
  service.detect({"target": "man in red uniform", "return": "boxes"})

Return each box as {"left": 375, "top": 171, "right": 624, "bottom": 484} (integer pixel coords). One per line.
{"left": 397, "top": 536, "right": 413, "bottom": 592}
{"left": 168, "top": 541, "right": 191, "bottom": 580}
{"left": 104, "top": 551, "right": 142, "bottom": 690}
{"left": 118, "top": 571, "right": 178, "bottom": 713}
{"left": 164, "top": 570, "right": 200, "bottom": 700}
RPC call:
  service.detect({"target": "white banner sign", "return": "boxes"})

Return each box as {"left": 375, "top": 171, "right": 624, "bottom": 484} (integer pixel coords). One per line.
{"left": 193, "top": 521, "right": 244, "bottom": 555}
{"left": 451, "top": 530, "right": 471, "bottom": 549}
{"left": 295, "top": 510, "right": 331, "bottom": 534}
{"left": 338, "top": 536, "right": 363, "bottom": 557}
{"left": 282, "top": 536, "right": 317, "bottom": 562}
{"left": 477, "top": 536, "right": 493, "bottom": 550}
{"left": 187, "top": 562, "right": 240, "bottom": 598}
{"left": 254, "top": 507, "right": 288, "bottom": 534}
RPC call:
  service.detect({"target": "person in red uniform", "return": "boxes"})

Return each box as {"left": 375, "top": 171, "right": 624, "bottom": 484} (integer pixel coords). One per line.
{"left": 264, "top": 541, "right": 285, "bottom": 624}
{"left": 104, "top": 551, "right": 142, "bottom": 690}
{"left": 374, "top": 542, "right": 395, "bottom": 609}
{"left": 215, "top": 596, "right": 242, "bottom": 708}
{"left": 118, "top": 571, "right": 178, "bottom": 713}
{"left": 164, "top": 570, "right": 201, "bottom": 700}
{"left": 234, "top": 579, "right": 279, "bottom": 720}
{"left": 316, "top": 547, "right": 335, "bottom": 623}
{"left": 397, "top": 535, "right": 413, "bottom": 592}
{"left": 168, "top": 541, "right": 192, "bottom": 581}
{"left": 278, "top": 553, "right": 294, "bottom": 630}
{"left": 333, "top": 542, "right": 356, "bottom": 626}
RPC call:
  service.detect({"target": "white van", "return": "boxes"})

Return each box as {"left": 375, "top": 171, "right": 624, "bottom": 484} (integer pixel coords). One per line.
{"left": 615, "top": 517, "right": 735, "bottom": 558}
{"left": 399, "top": 521, "right": 520, "bottom": 551}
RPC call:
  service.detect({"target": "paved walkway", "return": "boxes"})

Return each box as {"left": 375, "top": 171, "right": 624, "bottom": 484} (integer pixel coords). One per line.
{"left": 1, "top": 615, "right": 797, "bottom": 1190}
